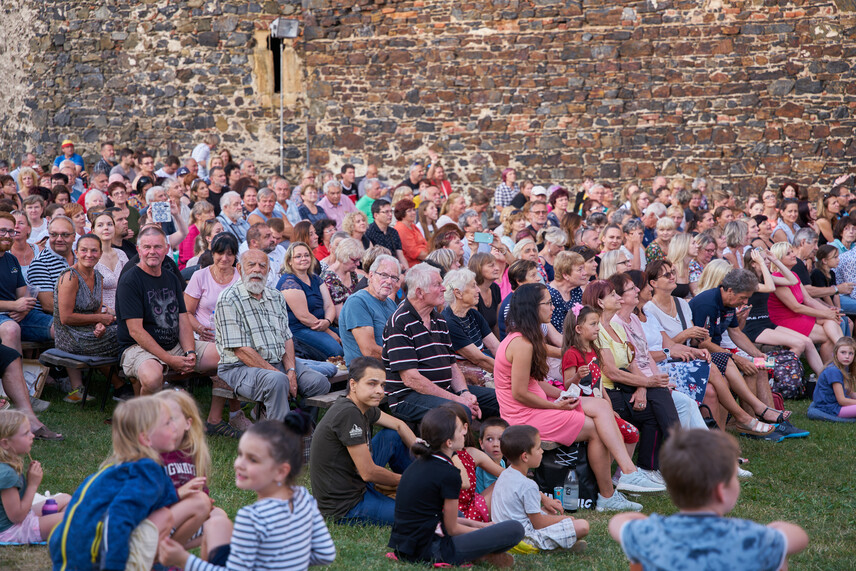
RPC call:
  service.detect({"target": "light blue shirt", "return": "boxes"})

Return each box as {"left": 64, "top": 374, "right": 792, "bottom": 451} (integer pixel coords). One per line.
{"left": 339, "top": 288, "right": 398, "bottom": 365}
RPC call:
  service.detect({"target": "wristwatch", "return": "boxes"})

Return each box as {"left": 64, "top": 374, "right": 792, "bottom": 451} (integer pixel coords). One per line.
{"left": 184, "top": 350, "right": 196, "bottom": 357}
{"left": 834, "top": 285, "right": 839, "bottom": 294}
{"left": 286, "top": 367, "right": 296, "bottom": 374}
{"left": 663, "top": 348, "right": 671, "bottom": 360}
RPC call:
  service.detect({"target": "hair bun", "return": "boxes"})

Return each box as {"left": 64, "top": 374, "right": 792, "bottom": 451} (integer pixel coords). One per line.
{"left": 283, "top": 410, "right": 311, "bottom": 436}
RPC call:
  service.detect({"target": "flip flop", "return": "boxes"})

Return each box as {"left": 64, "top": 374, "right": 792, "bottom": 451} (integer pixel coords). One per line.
{"left": 33, "top": 426, "right": 65, "bottom": 441}
{"left": 736, "top": 418, "right": 775, "bottom": 436}
{"left": 756, "top": 406, "right": 791, "bottom": 424}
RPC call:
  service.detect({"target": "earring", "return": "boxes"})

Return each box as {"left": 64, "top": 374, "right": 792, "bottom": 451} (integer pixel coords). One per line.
{"left": 277, "top": 480, "right": 283, "bottom": 487}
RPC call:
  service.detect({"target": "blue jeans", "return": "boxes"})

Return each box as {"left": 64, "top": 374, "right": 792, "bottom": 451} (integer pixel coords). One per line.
{"left": 391, "top": 384, "right": 499, "bottom": 424}
{"left": 292, "top": 327, "right": 343, "bottom": 361}
{"left": 341, "top": 429, "right": 413, "bottom": 526}
{"left": 0, "top": 311, "right": 53, "bottom": 342}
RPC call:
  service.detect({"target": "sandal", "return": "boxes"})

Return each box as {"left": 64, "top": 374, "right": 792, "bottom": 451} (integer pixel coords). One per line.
{"left": 756, "top": 406, "right": 791, "bottom": 424}
{"left": 33, "top": 426, "right": 65, "bottom": 441}
{"left": 736, "top": 418, "right": 775, "bottom": 436}
{"left": 205, "top": 420, "right": 242, "bottom": 439}
{"left": 0, "top": 399, "right": 9, "bottom": 411}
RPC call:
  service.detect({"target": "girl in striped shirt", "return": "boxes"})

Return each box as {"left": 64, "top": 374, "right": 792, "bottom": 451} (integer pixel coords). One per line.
{"left": 158, "top": 413, "right": 336, "bottom": 571}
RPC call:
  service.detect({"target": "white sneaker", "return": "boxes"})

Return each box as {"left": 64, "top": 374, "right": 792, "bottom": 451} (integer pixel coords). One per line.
{"left": 617, "top": 469, "right": 667, "bottom": 493}
{"left": 639, "top": 468, "right": 665, "bottom": 486}
{"left": 737, "top": 466, "right": 753, "bottom": 478}
{"left": 596, "top": 491, "right": 642, "bottom": 512}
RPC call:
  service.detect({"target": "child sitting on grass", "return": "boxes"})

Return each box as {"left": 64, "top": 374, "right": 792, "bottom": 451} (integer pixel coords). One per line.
{"left": 0, "top": 410, "right": 70, "bottom": 544}
{"left": 474, "top": 417, "right": 509, "bottom": 505}
{"left": 491, "top": 425, "right": 589, "bottom": 552}
{"left": 812, "top": 337, "right": 856, "bottom": 419}
{"left": 609, "top": 428, "right": 808, "bottom": 570}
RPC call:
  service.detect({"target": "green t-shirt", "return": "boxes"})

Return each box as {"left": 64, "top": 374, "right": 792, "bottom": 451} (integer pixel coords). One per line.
{"left": 356, "top": 196, "right": 376, "bottom": 223}
{"left": 0, "top": 463, "right": 26, "bottom": 532}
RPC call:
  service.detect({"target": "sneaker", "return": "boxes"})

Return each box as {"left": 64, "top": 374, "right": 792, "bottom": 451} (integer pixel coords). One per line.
{"left": 29, "top": 395, "right": 50, "bottom": 413}
{"left": 737, "top": 466, "right": 753, "bottom": 478}
{"left": 206, "top": 420, "right": 242, "bottom": 439}
{"left": 617, "top": 469, "right": 667, "bottom": 493}
{"left": 639, "top": 468, "right": 665, "bottom": 486}
{"left": 63, "top": 388, "right": 94, "bottom": 404}
{"left": 596, "top": 491, "right": 643, "bottom": 512}
{"left": 229, "top": 411, "right": 253, "bottom": 432}
{"left": 775, "top": 420, "right": 810, "bottom": 439}
{"left": 112, "top": 384, "right": 135, "bottom": 402}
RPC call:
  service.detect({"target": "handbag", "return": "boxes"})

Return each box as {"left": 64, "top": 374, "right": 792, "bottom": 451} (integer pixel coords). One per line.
{"left": 532, "top": 442, "right": 599, "bottom": 511}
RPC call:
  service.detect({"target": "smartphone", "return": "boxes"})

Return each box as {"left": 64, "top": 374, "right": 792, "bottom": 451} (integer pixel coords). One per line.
{"left": 151, "top": 201, "right": 172, "bottom": 223}
{"left": 473, "top": 232, "right": 493, "bottom": 244}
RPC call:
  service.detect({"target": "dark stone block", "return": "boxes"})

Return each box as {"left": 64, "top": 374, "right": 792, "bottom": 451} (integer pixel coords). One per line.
{"left": 198, "top": 32, "right": 220, "bottom": 47}
{"left": 794, "top": 78, "right": 824, "bottom": 94}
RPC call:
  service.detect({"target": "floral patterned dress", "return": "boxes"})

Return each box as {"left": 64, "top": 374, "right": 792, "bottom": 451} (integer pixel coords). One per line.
{"left": 645, "top": 241, "right": 666, "bottom": 264}
{"left": 320, "top": 268, "right": 358, "bottom": 306}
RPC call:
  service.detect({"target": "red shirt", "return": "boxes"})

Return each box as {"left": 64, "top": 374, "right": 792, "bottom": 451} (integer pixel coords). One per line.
{"left": 561, "top": 346, "right": 601, "bottom": 390}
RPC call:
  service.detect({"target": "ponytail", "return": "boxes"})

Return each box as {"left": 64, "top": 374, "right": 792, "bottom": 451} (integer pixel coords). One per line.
{"left": 411, "top": 408, "right": 458, "bottom": 459}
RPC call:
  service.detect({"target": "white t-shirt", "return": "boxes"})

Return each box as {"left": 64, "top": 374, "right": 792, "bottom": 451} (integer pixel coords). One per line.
{"left": 436, "top": 215, "right": 459, "bottom": 229}
{"left": 191, "top": 143, "right": 211, "bottom": 179}
{"left": 643, "top": 298, "right": 694, "bottom": 342}
{"left": 491, "top": 467, "right": 541, "bottom": 527}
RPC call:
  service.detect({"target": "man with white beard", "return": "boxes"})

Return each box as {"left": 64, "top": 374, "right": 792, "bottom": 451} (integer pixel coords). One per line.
{"left": 213, "top": 249, "right": 330, "bottom": 421}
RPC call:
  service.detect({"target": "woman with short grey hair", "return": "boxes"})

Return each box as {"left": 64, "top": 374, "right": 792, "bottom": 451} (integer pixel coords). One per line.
{"left": 442, "top": 268, "right": 501, "bottom": 375}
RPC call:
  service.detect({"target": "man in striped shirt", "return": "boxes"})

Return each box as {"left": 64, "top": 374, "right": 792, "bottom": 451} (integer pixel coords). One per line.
{"left": 27, "top": 215, "right": 75, "bottom": 316}
{"left": 381, "top": 263, "right": 498, "bottom": 423}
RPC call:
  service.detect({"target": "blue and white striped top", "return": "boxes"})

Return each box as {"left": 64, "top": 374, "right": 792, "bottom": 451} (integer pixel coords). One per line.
{"left": 186, "top": 487, "right": 336, "bottom": 571}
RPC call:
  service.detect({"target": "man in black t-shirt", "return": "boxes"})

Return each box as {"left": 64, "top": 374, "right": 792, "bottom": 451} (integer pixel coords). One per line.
{"left": 310, "top": 356, "right": 417, "bottom": 525}
{"left": 340, "top": 163, "right": 358, "bottom": 197}
{"left": 116, "top": 226, "right": 219, "bottom": 394}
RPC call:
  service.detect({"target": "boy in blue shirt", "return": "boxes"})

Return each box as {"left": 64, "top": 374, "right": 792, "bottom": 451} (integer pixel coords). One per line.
{"left": 609, "top": 429, "right": 807, "bottom": 570}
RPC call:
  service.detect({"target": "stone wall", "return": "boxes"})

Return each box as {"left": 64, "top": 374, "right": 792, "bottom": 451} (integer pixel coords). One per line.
{"left": 1, "top": 0, "right": 855, "bottom": 195}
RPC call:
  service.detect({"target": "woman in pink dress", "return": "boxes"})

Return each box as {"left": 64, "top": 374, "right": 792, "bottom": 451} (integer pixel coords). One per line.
{"left": 768, "top": 242, "right": 842, "bottom": 362}
{"left": 493, "top": 283, "right": 666, "bottom": 512}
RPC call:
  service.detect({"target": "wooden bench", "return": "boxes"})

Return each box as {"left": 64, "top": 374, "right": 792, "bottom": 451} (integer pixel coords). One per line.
{"left": 38, "top": 349, "right": 119, "bottom": 411}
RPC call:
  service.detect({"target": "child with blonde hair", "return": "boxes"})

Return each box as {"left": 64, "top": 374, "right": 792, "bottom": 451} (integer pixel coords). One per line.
{"left": 0, "top": 410, "right": 70, "bottom": 544}
{"left": 49, "top": 396, "right": 211, "bottom": 570}
{"left": 812, "top": 337, "right": 856, "bottom": 419}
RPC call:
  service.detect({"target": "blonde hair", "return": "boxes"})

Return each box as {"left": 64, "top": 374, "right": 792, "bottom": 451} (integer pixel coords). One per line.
{"left": 502, "top": 210, "right": 527, "bottom": 240}
{"left": 440, "top": 192, "right": 463, "bottom": 216}
{"left": 189, "top": 200, "right": 215, "bottom": 226}
{"left": 696, "top": 259, "right": 733, "bottom": 293}
{"left": 539, "top": 226, "right": 568, "bottom": 248}
{"left": 334, "top": 237, "right": 365, "bottom": 264}
{"left": 832, "top": 337, "right": 856, "bottom": 395}
{"left": 668, "top": 233, "right": 693, "bottom": 276}
{"left": 341, "top": 211, "right": 367, "bottom": 235}
{"left": 770, "top": 241, "right": 793, "bottom": 260}
{"left": 155, "top": 391, "right": 211, "bottom": 480}
{"left": 391, "top": 187, "right": 413, "bottom": 206}
{"left": 598, "top": 249, "right": 625, "bottom": 280}
{"left": 553, "top": 251, "right": 584, "bottom": 282}
{"left": 0, "top": 411, "right": 28, "bottom": 474}
{"left": 656, "top": 216, "right": 676, "bottom": 231}
{"left": 102, "top": 397, "right": 168, "bottom": 469}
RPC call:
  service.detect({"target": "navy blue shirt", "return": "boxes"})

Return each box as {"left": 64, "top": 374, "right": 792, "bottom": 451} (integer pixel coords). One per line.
{"left": 688, "top": 287, "right": 738, "bottom": 346}
{"left": 0, "top": 254, "right": 25, "bottom": 302}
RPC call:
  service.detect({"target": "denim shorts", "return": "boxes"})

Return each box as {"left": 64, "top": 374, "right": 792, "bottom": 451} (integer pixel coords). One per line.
{"left": 0, "top": 311, "right": 53, "bottom": 342}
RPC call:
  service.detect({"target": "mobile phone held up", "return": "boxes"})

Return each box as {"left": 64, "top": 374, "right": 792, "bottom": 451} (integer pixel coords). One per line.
{"left": 473, "top": 232, "right": 494, "bottom": 244}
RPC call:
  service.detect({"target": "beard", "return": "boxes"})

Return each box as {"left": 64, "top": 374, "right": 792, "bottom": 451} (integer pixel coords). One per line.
{"left": 0, "top": 238, "right": 11, "bottom": 253}
{"left": 242, "top": 272, "right": 267, "bottom": 295}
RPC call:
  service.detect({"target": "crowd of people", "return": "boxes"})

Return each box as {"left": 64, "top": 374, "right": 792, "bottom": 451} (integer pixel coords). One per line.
{"left": 0, "top": 137, "right": 850, "bottom": 568}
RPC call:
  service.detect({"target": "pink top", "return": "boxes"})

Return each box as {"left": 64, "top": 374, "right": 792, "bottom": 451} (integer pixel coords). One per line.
{"left": 178, "top": 224, "right": 201, "bottom": 270}
{"left": 494, "top": 333, "right": 585, "bottom": 446}
{"left": 768, "top": 272, "right": 815, "bottom": 337}
{"left": 184, "top": 267, "right": 240, "bottom": 332}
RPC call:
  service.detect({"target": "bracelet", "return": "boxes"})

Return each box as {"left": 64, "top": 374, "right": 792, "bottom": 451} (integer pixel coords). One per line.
{"left": 285, "top": 367, "right": 296, "bottom": 374}
{"left": 455, "top": 389, "right": 471, "bottom": 396}
{"left": 834, "top": 285, "right": 839, "bottom": 294}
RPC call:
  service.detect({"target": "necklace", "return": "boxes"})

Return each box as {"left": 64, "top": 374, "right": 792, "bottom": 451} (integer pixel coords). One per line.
{"left": 210, "top": 266, "right": 234, "bottom": 284}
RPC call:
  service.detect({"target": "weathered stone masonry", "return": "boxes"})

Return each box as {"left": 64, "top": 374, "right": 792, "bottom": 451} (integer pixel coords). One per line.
{"left": 1, "top": 0, "right": 855, "bottom": 197}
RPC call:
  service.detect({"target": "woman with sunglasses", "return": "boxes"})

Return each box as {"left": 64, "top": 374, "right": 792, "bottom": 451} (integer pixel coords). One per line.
{"left": 320, "top": 237, "right": 365, "bottom": 321}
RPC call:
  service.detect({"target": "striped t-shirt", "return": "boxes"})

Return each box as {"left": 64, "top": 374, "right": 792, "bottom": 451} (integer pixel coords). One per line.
{"left": 382, "top": 298, "right": 456, "bottom": 407}
{"left": 28, "top": 244, "right": 71, "bottom": 312}
{"left": 185, "top": 487, "right": 335, "bottom": 571}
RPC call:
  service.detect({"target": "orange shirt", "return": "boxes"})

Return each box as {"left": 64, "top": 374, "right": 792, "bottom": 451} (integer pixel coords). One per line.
{"left": 397, "top": 221, "right": 428, "bottom": 267}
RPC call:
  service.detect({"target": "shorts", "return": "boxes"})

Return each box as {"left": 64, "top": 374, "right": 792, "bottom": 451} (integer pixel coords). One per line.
{"left": 208, "top": 544, "right": 231, "bottom": 566}
{"left": 120, "top": 341, "right": 211, "bottom": 380}
{"left": 0, "top": 311, "right": 54, "bottom": 342}
{"left": 0, "top": 510, "right": 42, "bottom": 544}
{"left": 710, "top": 352, "right": 732, "bottom": 375}
{"left": 0, "top": 343, "right": 21, "bottom": 377}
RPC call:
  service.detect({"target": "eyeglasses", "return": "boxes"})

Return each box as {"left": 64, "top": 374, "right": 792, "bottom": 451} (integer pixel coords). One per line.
{"left": 350, "top": 257, "right": 362, "bottom": 264}
{"left": 0, "top": 229, "right": 18, "bottom": 237}
{"left": 378, "top": 210, "right": 392, "bottom": 216}
{"left": 616, "top": 259, "right": 630, "bottom": 266}
{"left": 659, "top": 270, "right": 675, "bottom": 279}
{"left": 540, "top": 299, "right": 554, "bottom": 307}
{"left": 374, "top": 271, "right": 399, "bottom": 282}
{"left": 49, "top": 232, "right": 74, "bottom": 239}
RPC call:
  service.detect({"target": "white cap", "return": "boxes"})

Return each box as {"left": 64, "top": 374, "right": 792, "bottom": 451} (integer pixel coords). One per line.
{"left": 531, "top": 185, "right": 548, "bottom": 197}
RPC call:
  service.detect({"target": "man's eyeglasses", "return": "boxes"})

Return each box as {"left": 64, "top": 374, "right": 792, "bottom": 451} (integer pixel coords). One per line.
{"left": 49, "top": 232, "right": 74, "bottom": 239}
{"left": 374, "top": 271, "right": 399, "bottom": 282}
{"left": 0, "top": 229, "right": 18, "bottom": 237}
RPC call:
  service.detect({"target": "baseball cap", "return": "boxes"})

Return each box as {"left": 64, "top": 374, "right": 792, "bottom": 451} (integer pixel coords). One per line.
{"left": 531, "top": 185, "right": 548, "bottom": 197}
{"left": 61, "top": 139, "right": 74, "bottom": 148}
{"left": 176, "top": 166, "right": 190, "bottom": 177}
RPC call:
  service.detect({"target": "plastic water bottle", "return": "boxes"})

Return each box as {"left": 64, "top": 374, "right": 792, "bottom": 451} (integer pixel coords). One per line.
{"left": 42, "top": 498, "right": 58, "bottom": 515}
{"left": 562, "top": 470, "right": 579, "bottom": 513}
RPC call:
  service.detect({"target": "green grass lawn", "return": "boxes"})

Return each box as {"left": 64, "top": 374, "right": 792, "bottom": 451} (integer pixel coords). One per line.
{"left": 2, "top": 383, "right": 854, "bottom": 570}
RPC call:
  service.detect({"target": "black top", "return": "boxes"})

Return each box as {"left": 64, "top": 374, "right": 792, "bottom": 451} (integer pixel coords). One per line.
{"left": 116, "top": 264, "right": 187, "bottom": 357}
{"left": 0, "top": 253, "right": 25, "bottom": 302}
{"left": 792, "top": 258, "right": 811, "bottom": 285}
{"left": 389, "top": 453, "right": 460, "bottom": 562}
{"left": 810, "top": 268, "right": 835, "bottom": 291}
{"left": 672, "top": 282, "right": 691, "bottom": 300}
{"left": 442, "top": 306, "right": 492, "bottom": 358}
{"left": 310, "top": 396, "right": 381, "bottom": 518}
{"left": 366, "top": 223, "right": 403, "bottom": 253}
{"left": 475, "top": 282, "right": 501, "bottom": 331}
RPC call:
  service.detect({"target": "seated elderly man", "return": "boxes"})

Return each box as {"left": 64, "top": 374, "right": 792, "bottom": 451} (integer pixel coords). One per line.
{"left": 214, "top": 249, "right": 330, "bottom": 421}
{"left": 340, "top": 254, "right": 401, "bottom": 365}
{"left": 382, "top": 263, "right": 499, "bottom": 423}
{"left": 117, "top": 226, "right": 219, "bottom": 395}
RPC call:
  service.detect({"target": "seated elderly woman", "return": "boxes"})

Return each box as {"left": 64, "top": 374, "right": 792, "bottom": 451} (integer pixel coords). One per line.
{"left": 598, "top": 249, "right": 631, "bottom": 281}
{"left": 583, "top": 279, "right": 679, "bottom": 478}
{"left": 321, "top": 237, "right": 365, "bottom": 319}
{"left": 442, "top": 268, "right": 501, "bottom": 381}
{"left": 644, "top": 217, "right": 676, "bottom": 264}
{"left": 430, "top": 224, "right": 466, "bottom": 267}
{"left": 621, "top": 218, "right": 646, "bottom": 271}
{"left": 278, "top": 241, "right": 343, "bottom": 360}
{"left": 54, "top": 234, "right": 124, "bottom": 403}
{"left": 425, "top": 248, "right": 460, "bottom": 275}
{"left": 722, "top": 220, "right": 750, "bottom": 270}
{"left": 548, "top": 251, "right": 587, "bottom": 332}
{"left": 768, "top": 241, "right": 842, "bottom": 362}
{"left": 468, "top": 252, "right": 502, "bottom": 334}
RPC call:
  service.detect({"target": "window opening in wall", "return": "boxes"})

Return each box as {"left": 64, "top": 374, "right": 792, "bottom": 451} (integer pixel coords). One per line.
{"left": 268, "top": 35, "right": 282, "bottom": 94}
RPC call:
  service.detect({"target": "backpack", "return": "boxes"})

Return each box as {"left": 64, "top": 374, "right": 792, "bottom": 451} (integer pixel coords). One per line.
{"left": 531, "top": 442, "right": 599, "bottom": 511}
{"left": 767, "top": 349, "right": 806, "bottom": 400}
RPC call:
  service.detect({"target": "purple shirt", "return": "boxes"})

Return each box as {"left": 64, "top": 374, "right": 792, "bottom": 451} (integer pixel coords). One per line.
{"left": 317, "top": 195, "right": 357, "bottom": 231}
